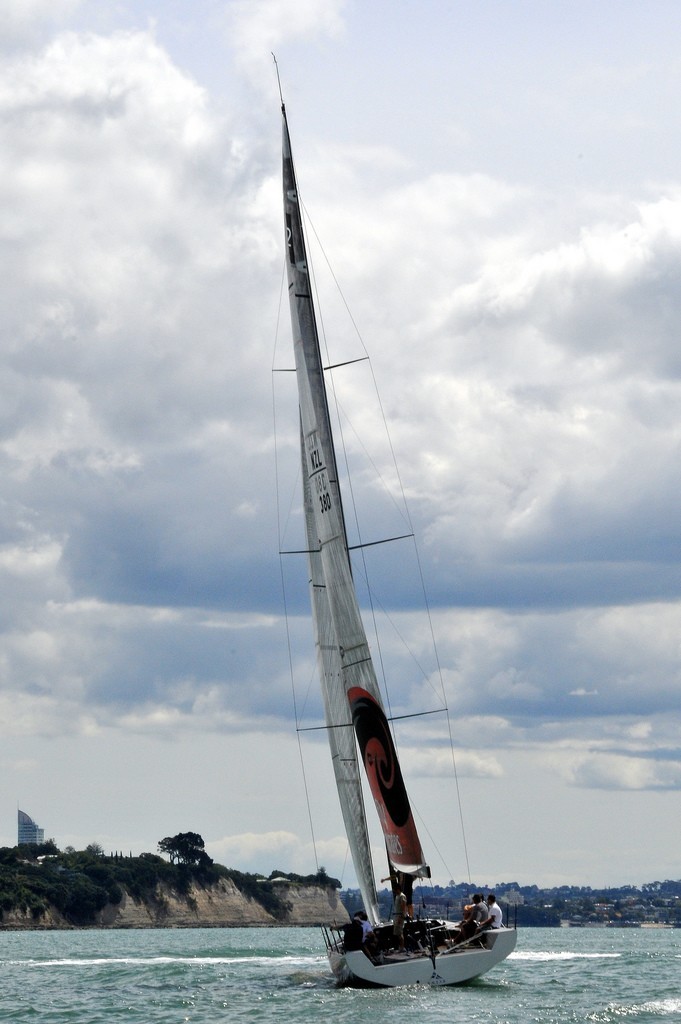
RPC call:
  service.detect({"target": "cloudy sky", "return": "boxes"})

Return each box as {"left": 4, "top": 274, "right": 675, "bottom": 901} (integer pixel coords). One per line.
{"left": 2, "top": 0, "right": 680, "bottom": 892}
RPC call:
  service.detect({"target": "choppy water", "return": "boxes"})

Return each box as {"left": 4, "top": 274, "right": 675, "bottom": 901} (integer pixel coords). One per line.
{"left": 1, "top": 926, "right": 680, "bottom": 1024}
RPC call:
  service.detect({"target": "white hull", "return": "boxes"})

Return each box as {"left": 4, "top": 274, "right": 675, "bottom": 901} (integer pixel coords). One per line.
{"left": 328, "top": 926, "right": 517, "bottom": 988}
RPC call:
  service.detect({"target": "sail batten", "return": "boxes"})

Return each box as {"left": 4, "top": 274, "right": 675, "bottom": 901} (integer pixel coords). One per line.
{"left": 282, "top": 106, "right": 428, "bottom": 922}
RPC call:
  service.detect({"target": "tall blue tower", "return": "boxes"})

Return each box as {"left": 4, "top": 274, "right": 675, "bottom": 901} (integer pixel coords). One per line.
{"left": 17, "top": 808, "right": 45, "bottom": 845}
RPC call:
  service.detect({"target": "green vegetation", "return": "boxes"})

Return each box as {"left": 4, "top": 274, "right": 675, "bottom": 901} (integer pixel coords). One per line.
{"left": 157, "top": 832, "right": 212, "bottom": 867}
{"left": 0, "top": 837, "right": 341, "bottom": 927}
{"left": 0, "top": 844, "right": 124, "bottom": 924}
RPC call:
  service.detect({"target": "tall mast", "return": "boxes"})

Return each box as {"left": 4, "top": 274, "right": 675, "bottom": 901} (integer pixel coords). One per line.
{"left": 281, "top": 104, "right": 429, "bottom": 923}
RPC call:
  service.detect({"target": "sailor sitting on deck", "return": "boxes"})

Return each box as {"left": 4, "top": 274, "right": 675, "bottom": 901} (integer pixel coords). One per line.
{"left": 480, "top": 893, "right": 503, "bottom": 930}
{"left": 355, "top": 911, "right": 381, "bottom": 960}
{"left": 450, "top": 893, "right": 488, "bottom": 944}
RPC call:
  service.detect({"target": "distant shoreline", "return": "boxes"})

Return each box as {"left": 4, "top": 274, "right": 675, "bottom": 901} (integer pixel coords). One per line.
{"left": 1, "top": 878, "right": 348, "bottom": 931}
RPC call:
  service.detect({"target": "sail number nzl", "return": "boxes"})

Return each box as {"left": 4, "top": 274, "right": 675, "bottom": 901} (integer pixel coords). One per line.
{"left": 307, "top": 432, "right": 332, "bottom": 514}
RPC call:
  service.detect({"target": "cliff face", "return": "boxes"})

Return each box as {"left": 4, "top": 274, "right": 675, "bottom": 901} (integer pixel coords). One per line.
{"left": 1, "top": 905, "right": 71, "bottom": 929}
{"left": 97, "top": 876, "right": 276, "bottom": 928}
{"left": 1, "top": 879, "right": 349, "bottom": 930}
{"left": 275, "top": 880, "right": 348, "bottom": 926}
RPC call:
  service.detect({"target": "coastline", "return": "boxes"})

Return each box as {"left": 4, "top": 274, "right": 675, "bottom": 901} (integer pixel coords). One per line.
{"left": 0, "top": 879, "right": 349, "bottom": 931}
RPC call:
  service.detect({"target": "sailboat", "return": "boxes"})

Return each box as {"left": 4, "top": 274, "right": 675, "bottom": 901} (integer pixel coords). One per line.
{"left": 280, "top": 100, "right": 517, "bottom": 987}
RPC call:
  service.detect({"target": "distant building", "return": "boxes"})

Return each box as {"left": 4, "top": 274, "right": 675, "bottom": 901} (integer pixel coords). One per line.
{"left": 17, "top": 808, "right": 45, "bottom": 845}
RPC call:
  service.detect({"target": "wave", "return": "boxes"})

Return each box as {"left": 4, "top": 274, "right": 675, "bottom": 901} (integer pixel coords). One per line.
{"left": 590, "top": 998, "right": 681, "bottom": 1019}
{"left": 511, "top": 951, "right": 621, "bottom": 962}
{"left": 15, "top": 954, "right": 322, "bottom": 969}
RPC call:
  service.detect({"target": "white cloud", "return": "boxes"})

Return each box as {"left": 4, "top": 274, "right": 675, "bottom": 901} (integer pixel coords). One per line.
{"left": 274, "top": 157, "right": 681, "bottom": 624}
{"left": 405, "top": 746, "right": 503, "bottom": 780}
{"left": 207, "top": 830, "right": 351, "bottom": 878}
{"left": 2, "top": 28, "right": 681, "bottom": 776}
{"left": 2, "top": 4, "right": 681, "bottom": 886}
{"left": 0, "top": 28, "right": 283, "bottom": 703}
{"left": 570, "top": 753, "right": 681, "bottom": 791}
{"left": 228, "top": 0, "right": 345, "bottom": 72}
{"left": 209, "top": 829, "right": 300, "bottom": 864}
{"left": 0, "top": 0, "right": 82, "bottom": 50}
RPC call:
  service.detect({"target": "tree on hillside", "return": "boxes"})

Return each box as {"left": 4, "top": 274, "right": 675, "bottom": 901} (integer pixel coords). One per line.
{"left": 158, "top": 832, "right": 212, "bottom": 867}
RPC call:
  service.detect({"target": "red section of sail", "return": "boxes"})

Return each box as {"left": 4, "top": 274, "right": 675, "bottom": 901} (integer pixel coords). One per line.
{"left": 348, "top": 686, "right": 429, "bottom": 877}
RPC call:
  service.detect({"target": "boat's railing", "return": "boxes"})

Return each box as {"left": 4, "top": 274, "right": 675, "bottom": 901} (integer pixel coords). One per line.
{"left": 321, "top": 913, "right": 515, "bottom": 959}
{"left": 321, "top": 924, "right": 343, "bottom": 953}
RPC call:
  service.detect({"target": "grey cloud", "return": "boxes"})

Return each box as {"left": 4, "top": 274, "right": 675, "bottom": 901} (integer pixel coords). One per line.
{"left": 2, "top": 18, "right": 681, "bottom": 816}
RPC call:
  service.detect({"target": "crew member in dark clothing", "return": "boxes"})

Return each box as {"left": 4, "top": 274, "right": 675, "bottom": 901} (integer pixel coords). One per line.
{"left": 332, "top": 916, "right": 363, "bottom": 952}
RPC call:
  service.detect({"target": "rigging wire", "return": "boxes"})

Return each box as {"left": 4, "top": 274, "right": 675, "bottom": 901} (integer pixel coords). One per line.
{"left": 302, "top": 205, "right": 396, "bottom": 726}
{"left": 302, "top": 203, "right": 473, "bottom": 885}
{"left": 275, "top": 105, "right": 472, "bottom": 891}
{"left": 272, "top": 254, "right": 320, "bottom": 874}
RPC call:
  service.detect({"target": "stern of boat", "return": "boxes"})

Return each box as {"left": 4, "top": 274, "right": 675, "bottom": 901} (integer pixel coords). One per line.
{"left": 322, "top": 921, "right": 517, "bottom": 988}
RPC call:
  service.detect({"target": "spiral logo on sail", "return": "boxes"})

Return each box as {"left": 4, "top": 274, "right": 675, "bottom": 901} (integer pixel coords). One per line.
{"left": 348, "top": 688, "right": 410, "bottom": 828}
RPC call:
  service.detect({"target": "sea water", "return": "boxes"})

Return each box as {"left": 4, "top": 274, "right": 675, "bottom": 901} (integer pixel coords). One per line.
{"left": 1, "top": 926, "right": 680, "bottom": 1024}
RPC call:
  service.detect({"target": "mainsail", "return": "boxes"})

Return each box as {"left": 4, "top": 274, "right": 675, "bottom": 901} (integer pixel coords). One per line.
{"left": 281, "top": 105, "right": 429, "bottom": 920}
